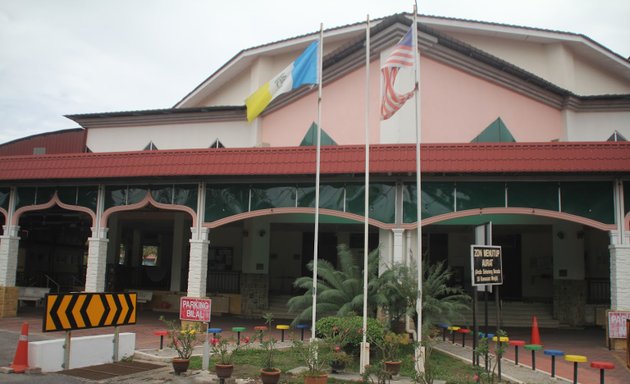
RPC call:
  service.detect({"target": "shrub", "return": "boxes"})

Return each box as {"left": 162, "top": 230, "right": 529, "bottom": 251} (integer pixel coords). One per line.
{"left": 316, "top": 316, "right": 386, "bottom": 351}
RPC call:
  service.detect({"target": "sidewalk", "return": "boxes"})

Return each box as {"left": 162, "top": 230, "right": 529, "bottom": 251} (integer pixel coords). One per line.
{"left": 2, "top": 309, "right": 629, "bottom": 383}
{"left": 434, "top": 340, "right": 569, "bottom": 384}
{"left": 433, "top": 326, "right": 630, "bottom": 384}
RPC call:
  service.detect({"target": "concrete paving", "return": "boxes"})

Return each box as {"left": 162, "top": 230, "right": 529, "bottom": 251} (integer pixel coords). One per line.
{"left": 434, "top": 326, "right": 630, "bottom": 384}
{"left": 1, "top": 308, "right": 629, "bottom": 383}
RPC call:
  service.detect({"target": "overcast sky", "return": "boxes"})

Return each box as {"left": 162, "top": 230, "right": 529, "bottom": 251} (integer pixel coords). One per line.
{"left": 0, "top": 0, "right": 628, "bottom": 144}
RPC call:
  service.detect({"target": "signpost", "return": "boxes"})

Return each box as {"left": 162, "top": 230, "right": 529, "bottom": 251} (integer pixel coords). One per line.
{"left": 471, "top": 243, "right": 503, "bottom": 377}
{"left": 43, "top": 292, "right": 137, "bottom": 332}
{"left": 471, "top": 245, "right": 503, "bottom": 286}
{"left": 179, "top": 297, "right": 212, "bottom": 370}
{"left": 606, "top": 310, "right": 630, "bottom": 350}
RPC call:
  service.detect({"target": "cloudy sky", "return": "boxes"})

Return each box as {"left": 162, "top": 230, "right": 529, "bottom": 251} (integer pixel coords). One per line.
{"left": 0, "top": 0, "right": 628, "bottom": 144}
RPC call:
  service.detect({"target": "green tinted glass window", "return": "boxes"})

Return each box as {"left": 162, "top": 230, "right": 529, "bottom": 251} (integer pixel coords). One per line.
{"left": 150, "top": 185, "right": 173, "bottom": 205}
{"left": 297, "top": 185, "right": 316, "bottom": 208}
{"left": 205, "top": 185, "right": 249, "bottom": 222}
{"left": 296, "top": 184, "right": 344, "bottom": 210}
{"left": 0, "top": 188, "right": 9, "bottom": 210}
{"left": 149, "top": 184, "right": 197, "bottom": 211}
{"left": 345, "top": 184, "right": 365, "bottom": 216}
{"left": 346, "top": 183, "right": 395, "bottom": 223}
{"left": 105, "top": 186, "right": 127, "bottom": 209}
{"left": 127, "top": 186, "right": 148, "bottom": 205}
{"left": 507, "top": 182, "right": 557, "bottom": 210}
{"left": 561, "top": 182, "right": 614, "bottom": 224}
{"left": 456, "top": 182, "right": 504, "bottom": 211}
{"left": 368, "top": 183, "right": 396, "bottom": 223}
{"left": 57, "top": 186, "right": 98, "bottom": 211}
{"left": 319, "top": 184, "right": 345, "bottom": 210}
{"left": 16, "top": 187, "right": 55, "bottom": 208}
{"left": 251, "top": 185, "right": 296, "bottom": 210}
{"left": 105, "top": 186, "right": 148, "bottom": 208}
{"left": 424, "top": 182, "right": 455, "bottom": 219}
{"left": 16, "top": 187, "right": 36, "bottom": 209}
{"left": 174, "top": 185, "right": 197, "bottom": 210}
{"left": 404, "top": 182, "right": 456, "bottom": 223}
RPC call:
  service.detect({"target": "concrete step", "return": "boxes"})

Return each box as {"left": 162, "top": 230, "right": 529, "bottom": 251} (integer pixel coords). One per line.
{"left": 267, "top": 295, "right": 294, "bottom": 320}
{"left": 462, "top": 301, "right": 560, "bottom": 328}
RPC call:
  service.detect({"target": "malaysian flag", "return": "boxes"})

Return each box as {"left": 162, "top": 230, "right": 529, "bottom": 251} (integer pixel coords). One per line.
{"left": 380, "top": 26, "right": 415, "bottom": 120}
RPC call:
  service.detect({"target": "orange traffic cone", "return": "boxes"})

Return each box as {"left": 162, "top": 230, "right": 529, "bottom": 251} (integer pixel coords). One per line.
{"left": 10, "top": 322, "right": 29, "bottom": 373}
{"left": 530, "top": 316, "right": 541, "bottom": 345}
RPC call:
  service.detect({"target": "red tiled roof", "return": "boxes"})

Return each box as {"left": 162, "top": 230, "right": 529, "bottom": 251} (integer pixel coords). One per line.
{"left": 0, "top": 129, "right": 85, "bottom": 156}
{"left": 0, "top": 142, "right": 629, "bottom": 182}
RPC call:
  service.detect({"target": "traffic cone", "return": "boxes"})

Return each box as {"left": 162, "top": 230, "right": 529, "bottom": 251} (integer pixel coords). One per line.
{"left": 10, "top": 322, "right": 29, "bottom": 373}
{"left": 530, "top": 316, "right": 541, "bottom": 345}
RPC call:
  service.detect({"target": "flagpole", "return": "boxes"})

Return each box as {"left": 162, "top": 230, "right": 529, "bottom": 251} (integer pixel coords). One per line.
{"left": 311, "top": 23, "right": 324, "bottom": 341}
{"left": 360, "top": 14, "right": 371, "bottom": 374}
{"left": 412, "top": 2, "right": 425, "bottom": 374}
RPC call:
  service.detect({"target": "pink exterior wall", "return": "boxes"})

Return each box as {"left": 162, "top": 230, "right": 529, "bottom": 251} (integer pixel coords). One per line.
{"left": 262, "top": 62, "right": 381, "bottom": 147}
{"left": 262, "top": 56, "right": 564, "bottom": 146}
{"left": 421, "top": 57, "right": 564, "bottom": 142}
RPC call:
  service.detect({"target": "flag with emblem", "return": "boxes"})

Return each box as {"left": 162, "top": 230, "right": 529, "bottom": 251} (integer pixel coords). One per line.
{"left": 245, "top": 40, "right": 319, "bottom": 122}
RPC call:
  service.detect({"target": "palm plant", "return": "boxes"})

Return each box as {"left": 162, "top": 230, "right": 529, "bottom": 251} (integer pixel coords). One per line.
{"left": 288, "top": 244, "right": 384, "bottom": 325}
{"left": 379, "top": 258, "right": 470, "bottom": 331}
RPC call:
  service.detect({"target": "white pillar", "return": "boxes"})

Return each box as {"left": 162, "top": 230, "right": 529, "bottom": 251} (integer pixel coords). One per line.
{"left": 85, "top": 227, "right": 109, "bottom": 292}
{"left": 392, "top": 228, "right": 405, "bottom": 264}
{"left": 609, "top": 244, "right": 630, "bottom": 310}
{"left": 0, "top": 225, "right": 20, "bottom": 287}
{"left": 187, "top": 226, "right": 209, "bottom": 298}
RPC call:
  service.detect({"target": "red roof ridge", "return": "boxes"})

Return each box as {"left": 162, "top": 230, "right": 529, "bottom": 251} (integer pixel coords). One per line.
{"left": 0, "top": 141, "right": 629, "bottom": 181}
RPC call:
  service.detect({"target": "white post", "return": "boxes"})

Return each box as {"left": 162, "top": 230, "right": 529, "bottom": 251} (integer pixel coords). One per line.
{"left": 360, "top": 14, "right": 371, "bottom": 374}
{"left": 411, "top": 3, "right": 425, "bottom": 373}
{"left": 311, "top": 23, "right": 324, "bottom": 341}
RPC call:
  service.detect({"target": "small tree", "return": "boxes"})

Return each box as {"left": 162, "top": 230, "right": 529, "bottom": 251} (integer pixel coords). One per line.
{"left": 379, "top": 259, "right": 470, "bottom": 330}
{"left": 288, "top": 244, "right": 384, "bottom": 325}
{"left": 474, "top": 329, "right": 508, "bottom": 384}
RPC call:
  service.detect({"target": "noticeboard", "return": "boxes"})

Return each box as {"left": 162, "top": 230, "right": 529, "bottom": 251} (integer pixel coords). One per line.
{"left": 471, "top": 245, "right": 503, "bottom": 286}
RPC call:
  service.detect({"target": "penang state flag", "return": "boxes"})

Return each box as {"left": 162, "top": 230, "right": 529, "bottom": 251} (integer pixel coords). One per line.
{"left": 245, "top": 40, "right": 319, "bottom": 122}
{"left": 381, "top": 26, "right": 415, "bottom": 120}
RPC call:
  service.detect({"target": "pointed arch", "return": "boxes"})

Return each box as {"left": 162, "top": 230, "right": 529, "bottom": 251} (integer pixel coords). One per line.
{"left": 12, "top": 192, "right": 96, "bottom": 226}
{"left": 101, "top": 191, "right": 196, "bottom": 228}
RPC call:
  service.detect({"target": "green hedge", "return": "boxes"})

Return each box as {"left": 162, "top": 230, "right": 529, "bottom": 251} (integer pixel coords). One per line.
{"left": 316, "top": 316, "right": 386, "bottom": 349}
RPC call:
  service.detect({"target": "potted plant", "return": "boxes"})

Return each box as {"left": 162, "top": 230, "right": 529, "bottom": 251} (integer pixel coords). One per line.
{"left": 327, "top": 325, "right": 352, "bottom": 373}
{"left": 377, "top": 331, "right": 410, "bottom": 377}
{"left": 292, "top": 339, "right": 331, "bottom": 384}
{"left": 257, "top": 313, "right": 281, "bottom": 384}
{"left": 210, "top": 333, "right": 251, "bottom": 379}
{"left": 160, "top": 316, "right": 203, "bottom": 375}
{"left": 330, "top": 345, "right": 352, "bottom": 373}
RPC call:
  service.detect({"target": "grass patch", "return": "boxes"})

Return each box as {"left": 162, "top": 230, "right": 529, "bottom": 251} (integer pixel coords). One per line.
{"left": 188, "top": 344, "right": 488, "bottom": 383}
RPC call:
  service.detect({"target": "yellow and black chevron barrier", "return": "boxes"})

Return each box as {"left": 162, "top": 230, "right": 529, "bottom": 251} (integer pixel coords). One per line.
{"left": 43, "top": 292, "right": 137, "bottom": 332}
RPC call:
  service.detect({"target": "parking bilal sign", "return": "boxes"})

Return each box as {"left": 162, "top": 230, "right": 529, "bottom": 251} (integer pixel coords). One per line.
{"left": 179, "top": 297, "right": 212, "bottom": 322}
